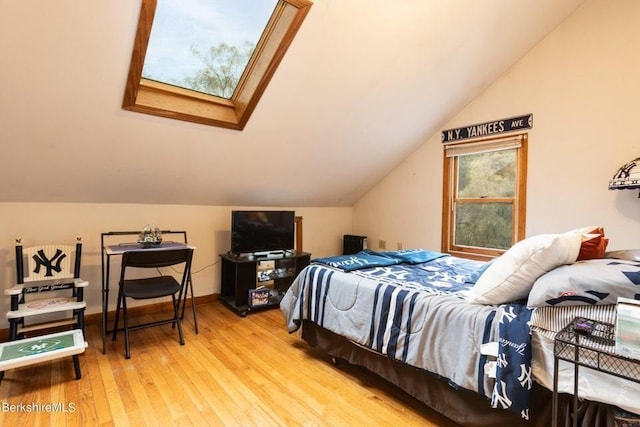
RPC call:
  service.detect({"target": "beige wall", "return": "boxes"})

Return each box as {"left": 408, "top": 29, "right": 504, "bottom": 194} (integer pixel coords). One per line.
{"left": 0, "top": 203, "right": 352, "bottom": 327}
{"left": 354, "top": 0, "right": 640, "bottom": 252}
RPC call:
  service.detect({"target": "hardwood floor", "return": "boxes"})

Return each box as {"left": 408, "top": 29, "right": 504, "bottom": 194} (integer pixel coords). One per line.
{"left": 0, "top": 301, "right": 458, "bottom": 426}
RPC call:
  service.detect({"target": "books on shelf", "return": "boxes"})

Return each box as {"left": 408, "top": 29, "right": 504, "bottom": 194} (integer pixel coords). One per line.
{"left": 616, "top": 297, "right": 640, "bottom": 360}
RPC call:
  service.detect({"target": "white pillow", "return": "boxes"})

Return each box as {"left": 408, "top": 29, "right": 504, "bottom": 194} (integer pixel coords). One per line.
{"left": 527, "top": 258, "right": 640, "bottom": 307}
{"left": 468, "top": 233, "right": 582, "bottom": 305}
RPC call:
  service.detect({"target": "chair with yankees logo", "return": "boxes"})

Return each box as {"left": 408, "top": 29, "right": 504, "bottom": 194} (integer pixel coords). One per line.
{"left": 0, "top": 237, "right": 89, "bottom": 382}
{"left": 6, "top": 237, "right": 89, "bottom": 340}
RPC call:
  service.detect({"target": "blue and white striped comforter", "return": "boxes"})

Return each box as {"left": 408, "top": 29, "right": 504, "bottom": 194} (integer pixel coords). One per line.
{"left": 280, "top": 257, "right": 534, "bottom": 419}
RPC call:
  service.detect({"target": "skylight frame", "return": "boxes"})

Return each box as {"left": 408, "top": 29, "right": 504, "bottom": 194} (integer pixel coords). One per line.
{"left": 123, "top": 0, "right": 312, "bottom": 130}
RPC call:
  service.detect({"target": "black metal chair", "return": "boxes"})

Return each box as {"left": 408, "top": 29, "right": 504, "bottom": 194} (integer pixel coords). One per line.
{"left": 112, "top": 248, "right": 194, "bottom": 359}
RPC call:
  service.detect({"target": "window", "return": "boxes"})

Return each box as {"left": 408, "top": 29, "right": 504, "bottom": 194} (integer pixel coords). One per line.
{"left": 441, "top": 135, "right": 528, "bottom": 260}
{"left": 123, "top": 0, "right": 312, "bottom": 130}
{"left": 142, "top": 0, "right": 278, "bottom": 100}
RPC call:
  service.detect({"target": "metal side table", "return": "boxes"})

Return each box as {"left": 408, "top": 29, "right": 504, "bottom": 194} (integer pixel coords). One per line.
{"left": 552, "top": 317, "right": 640, "bottom": 427}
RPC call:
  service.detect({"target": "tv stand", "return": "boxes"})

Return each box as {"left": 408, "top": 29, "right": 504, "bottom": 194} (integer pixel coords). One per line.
{"left": 220, "top": 250, "right": 311, "bottom": 316}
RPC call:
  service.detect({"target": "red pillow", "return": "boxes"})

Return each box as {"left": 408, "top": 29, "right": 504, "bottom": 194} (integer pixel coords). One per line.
{"left": 577, "top": 227, "right": 609, "bottom": 261}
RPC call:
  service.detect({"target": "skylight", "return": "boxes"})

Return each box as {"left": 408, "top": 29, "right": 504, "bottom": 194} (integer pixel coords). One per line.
{"left": 141, "top": 0, "right": 279, "bottom": 99}
{"left": 123, "top": 0, "right": 312, "bottom": 130}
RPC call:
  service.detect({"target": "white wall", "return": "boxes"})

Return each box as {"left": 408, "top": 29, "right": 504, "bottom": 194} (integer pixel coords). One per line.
{"left": 354, "top": 0, "right": 640, "bottom": 252}
{"left": 0, "top": 203, "right": 352, "bottom": 328}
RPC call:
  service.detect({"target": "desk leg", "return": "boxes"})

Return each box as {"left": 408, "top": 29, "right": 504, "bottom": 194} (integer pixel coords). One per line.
{"left": 102, "top": 256, "right": 110, "bottom": 354}
{"left": 191, "top": 276, "right": 198, "bottom": 334}
{"left": 179, "top": 273, "right": 198, "bottom": 334}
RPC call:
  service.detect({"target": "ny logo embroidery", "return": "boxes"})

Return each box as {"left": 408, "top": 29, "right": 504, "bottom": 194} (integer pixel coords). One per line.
{"left": 32, "top": 249, "right": 66, "bottom": 277}
{"left": 496, "top": 352, "right": 508, "bottom": 368}
{"left": 30, "top": 343, "right": 48, "bottom": 351}
{"left": 491, "top": 380, "right": 513, "bottom": 409}
{"left": 498, "top": 305, "right": 517, "bottom": 324}
{"left": 518, "top": 363, "right": 533, "bottom": 389}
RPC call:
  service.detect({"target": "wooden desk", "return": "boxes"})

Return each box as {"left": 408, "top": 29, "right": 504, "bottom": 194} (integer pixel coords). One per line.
{"left": 101, "top": 233, "right": 197, "bottom": 354}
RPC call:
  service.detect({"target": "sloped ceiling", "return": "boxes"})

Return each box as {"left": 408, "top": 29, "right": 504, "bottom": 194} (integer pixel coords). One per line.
{"left": 0, "top": 0, "right": 585, "bottom": 207}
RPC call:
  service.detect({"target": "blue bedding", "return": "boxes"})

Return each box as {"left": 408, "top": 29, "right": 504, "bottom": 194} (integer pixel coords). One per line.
{"left": 311, "top": 251, "right": 400, "bottom": 271}
{"left": 351, "top": 254, "right": 480, "bottom": 294}
{"left": 281, "top": 256, "right": 534, "bottom": 419}
{"left": 312, "top": 249, "right": 449, "bottom": 271}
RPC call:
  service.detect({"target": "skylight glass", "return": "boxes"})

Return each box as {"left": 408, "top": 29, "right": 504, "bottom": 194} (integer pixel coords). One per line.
{"left": 142, "top": 0, "right": 279, "bottom": 99}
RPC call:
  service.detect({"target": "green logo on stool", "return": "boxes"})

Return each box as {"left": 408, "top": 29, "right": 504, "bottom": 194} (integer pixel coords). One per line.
{"left": 17, "top": 338, "right": 63, "bottom": 355}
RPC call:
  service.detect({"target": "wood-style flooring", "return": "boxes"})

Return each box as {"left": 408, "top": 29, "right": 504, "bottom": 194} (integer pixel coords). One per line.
{"left": 0, "top": 301, "right": 458, "bottom": 426}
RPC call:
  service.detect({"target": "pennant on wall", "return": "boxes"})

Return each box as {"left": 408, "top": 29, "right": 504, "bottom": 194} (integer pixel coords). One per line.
{"left": 442, "top": 114, "right": 533, "bottom": 143}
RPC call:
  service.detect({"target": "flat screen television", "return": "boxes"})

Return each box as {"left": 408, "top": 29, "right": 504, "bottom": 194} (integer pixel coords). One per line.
{"left": 231, "top": 210, "right": 295, "bottom": 254}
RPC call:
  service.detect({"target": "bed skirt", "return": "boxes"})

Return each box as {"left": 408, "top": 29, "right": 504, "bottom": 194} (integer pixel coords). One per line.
{"left": 300, "top": 320, "right": 615, "bottom": 427}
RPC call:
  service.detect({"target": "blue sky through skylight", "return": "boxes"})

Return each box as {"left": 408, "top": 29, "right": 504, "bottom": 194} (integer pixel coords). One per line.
{"left": 142, "top": 0, "right": 278, "bottom": 85}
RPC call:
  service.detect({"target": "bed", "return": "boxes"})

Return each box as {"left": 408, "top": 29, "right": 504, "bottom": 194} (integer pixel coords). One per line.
{"left": 280, "top": 228, "right": 640, "bottom": 426}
